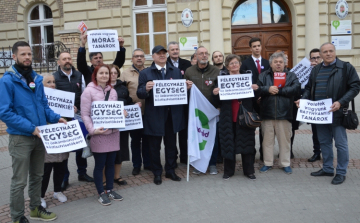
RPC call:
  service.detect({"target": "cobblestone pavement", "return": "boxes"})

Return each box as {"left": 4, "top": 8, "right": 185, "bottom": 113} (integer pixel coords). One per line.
{"left": 1, "top": 124, "right": 360, "bottom": 223}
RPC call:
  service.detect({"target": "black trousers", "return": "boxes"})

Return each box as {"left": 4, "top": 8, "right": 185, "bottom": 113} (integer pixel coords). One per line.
{"left": 177, "top": 128, "right": 187, "bottom": 162}
{"left": 259, "top": 128, "right": 263, "bottom": 158}
{"left": 41, "top": 160, "right": 67, "bottom": 197}
{"left": 224, "top": 153, "right": 255, "bottom": 176}
{"left": 147, "top": 112, "right": 177, "bottom": 176}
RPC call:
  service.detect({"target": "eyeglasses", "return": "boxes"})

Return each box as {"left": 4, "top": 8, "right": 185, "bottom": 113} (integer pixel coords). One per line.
{"left": 310, "top": 56, "right": 321, "bottom": 62}
{"left": 229, "top": 61, "right": 240, "bottom": 66}
{"left": 197, "top": 52, "right": 209, "bottom": 57}
{"left": 133, "top": 55, "right": 145, "bottom": 58}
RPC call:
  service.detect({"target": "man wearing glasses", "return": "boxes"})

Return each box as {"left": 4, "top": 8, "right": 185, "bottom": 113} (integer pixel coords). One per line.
{"left": 184, "top": 46, "right": 220, "bottom": 175}
{"left": 120, "top": 49, "right": 151, "bottom": 176}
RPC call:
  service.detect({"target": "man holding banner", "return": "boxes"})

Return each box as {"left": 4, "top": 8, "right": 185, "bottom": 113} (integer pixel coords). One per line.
{"left": 137, "top": 45, "right": 192, "bottom": 185}
{"left": 297, "top": 42, "right": 360, "bottom": 185}
{"left": 0, "top": 41, "right": 67, "bottom": 223}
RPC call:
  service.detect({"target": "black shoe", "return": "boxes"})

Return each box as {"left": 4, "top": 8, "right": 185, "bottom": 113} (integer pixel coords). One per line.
{"left": 61, "top": 181, "right": 69, "bottom": 191}
{"left": 311, "top": 169, "right": 334, "bottom": 177}
{"left": 18, "top": 216, "right": 29, "bottom": 223}
{"left": 78, "top": 174, "right": 94, "bottom": 182}
{"left": 165, "top": 172, "right": 181, "bottom": 181}
{"left": 132, "top": 167, "right": 141, "bottom": 175}
{"left": 331, "top": 174, "right": 346, "bottom": 185}
{"left": 144, "top": 166, "right": 152, "bottom": 171}
{"left": 154, "top": 175, "right": 162, "bottom": 185}
{"left": 308, "top": 154, "right": 321, "bottom": 162}
{"left": 223, "top": 174, "right": 231, "bottom": 180}
{"left": 247, "top": 174, "right": 256, "bottom": 180}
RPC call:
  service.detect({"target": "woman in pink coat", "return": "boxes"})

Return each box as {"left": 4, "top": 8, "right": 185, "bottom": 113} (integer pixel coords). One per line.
{"left": 81, "top": 64, "right": 126, "bottom": 206}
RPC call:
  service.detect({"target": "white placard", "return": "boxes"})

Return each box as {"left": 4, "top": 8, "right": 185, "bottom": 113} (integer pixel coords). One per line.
{"left": 331, "top": 20, "right": 351, "bottom": 35}
{"left": 44, "top": 87, "right": 75, "bottom": 118}
{"left": 38, "top": 120, "right": 87, "bottom": 154}
{"left": 87, "top": 30, "right": 119, "bottom": 52}
{"left": 296, "top": 99, "right": 333, "bottom": 124}
{"left": 290, "top": 58, "right": 313, "bottom": 89}
{"left": 179, "top": 37, "right": 198, "bottom": 51}
{"left": 153, "top": 79, "right": 187, "bottom": 106}
{"left": 332, "top": 36, "right": 352, "bottom": 50}
{"left": 217, "top": 74, "right": 254, "bottom": 100}
{"left": 119, "top": 104, "right": 143, "bottom": 131}
{"left": 91, "top": 101, "right": 125, "bottom": 128}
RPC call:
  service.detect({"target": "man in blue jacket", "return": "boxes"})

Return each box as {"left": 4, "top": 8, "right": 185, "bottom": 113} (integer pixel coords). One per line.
{"left": 137, "top": 45, "right": 192, "bottom": 185}
{"left": 0, "top": 41, "right": 67, "bottom": 223}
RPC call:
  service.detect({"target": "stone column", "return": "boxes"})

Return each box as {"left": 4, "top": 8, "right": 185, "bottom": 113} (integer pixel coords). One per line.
{"left": 58, "top": 30, "right": 81, "bottom": 68}
{"left": 209, "top": 0, "right": 224, "bottom": 54}
{"left": 305, "top": 0, "right": 320, "bottom": 55}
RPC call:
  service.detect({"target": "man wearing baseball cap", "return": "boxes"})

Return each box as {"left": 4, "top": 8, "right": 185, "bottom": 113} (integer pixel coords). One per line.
{"left": 137, "top": 45, "right": 192, "bottom": 185}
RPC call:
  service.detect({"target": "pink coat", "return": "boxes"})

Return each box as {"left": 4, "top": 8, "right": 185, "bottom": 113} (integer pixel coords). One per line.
{"left": 81, "top": 82, "right": 120, "bottom": 153}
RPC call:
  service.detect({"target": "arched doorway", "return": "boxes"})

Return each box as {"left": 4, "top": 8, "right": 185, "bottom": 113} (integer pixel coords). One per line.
{"left": 231, "top": 0, "right": 293, "bottom": 67}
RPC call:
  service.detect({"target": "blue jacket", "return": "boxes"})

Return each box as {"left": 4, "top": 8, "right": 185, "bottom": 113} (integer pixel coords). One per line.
{"left": 0, "top": 66, "right": 61, "bottom": 136}
{"left": 137, "top": 62, "right": 185, "bottom": 136}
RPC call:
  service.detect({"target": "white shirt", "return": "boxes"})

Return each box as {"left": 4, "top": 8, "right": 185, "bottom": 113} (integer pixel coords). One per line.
{"left": 154, "top": 64, "right": 166, "bottom": 75}
{"left": 252, "top": 55, "right": 262, "bottom": 68}
{"left": 171, "top": 59, "right": 179, "bottom": 68}
{"left": 61, "top": 69, "right": 86, "bottom": 92}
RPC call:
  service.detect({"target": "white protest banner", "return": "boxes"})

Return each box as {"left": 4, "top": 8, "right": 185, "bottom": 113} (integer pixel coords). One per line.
{"left": 91, "top": 101, "right": 125, "bottom": 129}
{"left": 38, "top": 120, "right": 87, "bottom": 154}
{"left": 217, "top": 74, "right": 254, "bottom": 100}
{"left": 44, "top": 87, "right": 75, "bottom": 118}
{"left": 153, "top": 79, "right": 187, "bottom": 106}
{"left": 87, "top": 30, "right": 119, "bottom": 52}
{"left": 119, "top": 104, "right": 143, "bottom": 131}
{"left": 296, "top": 99, "right": 333, "bottom": 124}
{"left": 290, "top": 58, "right": 313, "bottom": 89}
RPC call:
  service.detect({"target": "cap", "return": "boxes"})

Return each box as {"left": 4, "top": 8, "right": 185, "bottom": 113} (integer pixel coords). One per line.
{"left": 152, "top": 45, "right": 167, "bottom": 55}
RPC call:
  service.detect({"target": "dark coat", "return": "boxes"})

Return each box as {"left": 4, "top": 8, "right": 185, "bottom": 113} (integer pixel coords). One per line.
{"left": 240, "top": 57, "right": 270, "bottom": 84}
{"left": 137, "top": 62, "right": 185, "bottom": 136}
{"left": 302, "top": 58, "right": 360, "bottom": 126}
{"left": 77, "top": 47, "right": 126, "bottom": 85}
{"left": 167, "top": 57, "right": 192, "bottom": 77}
{"left": 113, "top": 80, "right": 133, "bottom": 105}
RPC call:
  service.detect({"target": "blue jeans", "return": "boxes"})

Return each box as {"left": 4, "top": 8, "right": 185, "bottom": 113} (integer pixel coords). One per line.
{"left": 130, "top": 128, "right": 151, "bottom": 169}
{"left": 316, "top": 124, "right": 349, "bottom": 176}
{"left": 93, "top": 151, "right": 117, "bottom": 195}
{"left": 209, "top": 123, "right": 219, "bottom": 166}
{"left": 311, "top": 124, "right": 321, "bottom": 155}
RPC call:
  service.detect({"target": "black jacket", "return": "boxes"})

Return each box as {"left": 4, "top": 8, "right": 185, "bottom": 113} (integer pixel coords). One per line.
{"left": 167, "top": 57, "right": 192, "bottom": 77}
{"left": 52, "top": 66, "right": 83, "bottom": 111}
{"left": 113, "top": 80, "right": 133, "bottom": 106}
{"left": 77, "top": 47, "right": 126, "bottom": 85}
{"left": 256, "top": 69, "right": 301, "bottom": 121}
{"left": 137, "top": 62, "right": 185, "bottom": 136}
{"left": 240, "top": 57, "right": 270, "bottom": 84}
{"left": 302, "top": 58, "right": 360, "bottom": 126}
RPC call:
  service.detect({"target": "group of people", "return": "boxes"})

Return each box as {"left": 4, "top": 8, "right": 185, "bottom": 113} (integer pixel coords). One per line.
{"left": 0, "top": 34, "right": 359, "bottom": 223}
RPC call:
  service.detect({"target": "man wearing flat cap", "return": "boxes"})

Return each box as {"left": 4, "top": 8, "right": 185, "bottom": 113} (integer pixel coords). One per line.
{"left": 137, "top": 45, "right": 193, "bottom": 185}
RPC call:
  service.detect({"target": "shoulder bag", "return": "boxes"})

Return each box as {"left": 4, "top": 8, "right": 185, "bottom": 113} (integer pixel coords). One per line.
{"left": 238, "top": 102, "right": 262, "bottom": 129}
{"left": 341, "top": 62, "right": 358, "bottom": 130}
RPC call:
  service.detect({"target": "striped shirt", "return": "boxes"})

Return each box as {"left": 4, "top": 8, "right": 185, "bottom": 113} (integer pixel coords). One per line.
{"left": 314, "top": 63, "right": 336, "bottom": 100}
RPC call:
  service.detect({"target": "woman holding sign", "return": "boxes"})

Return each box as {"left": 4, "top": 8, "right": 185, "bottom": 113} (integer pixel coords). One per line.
{"left": 213, "top": 54, "right": 258, "bottom": 180}
{"left": 81, "top": 64, "right": 126, "bottom": 206}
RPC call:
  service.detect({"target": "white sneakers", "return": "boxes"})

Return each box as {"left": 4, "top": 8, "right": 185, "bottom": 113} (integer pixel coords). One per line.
{"left": 53, "top": 192, "right": 67, "bottom": 203}
{"left": 40, "top": 197, "right": 47, "bottom": 208}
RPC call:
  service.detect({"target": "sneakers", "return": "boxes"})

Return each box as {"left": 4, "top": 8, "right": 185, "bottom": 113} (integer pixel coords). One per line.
{"left": 192, "top": 168, "right": 201, "bottom": 174}
{"left": 40, "top": 197, "right": 46, "bottom": 208}
{"left": 283, "top": 166, "right": 293, "bottom": 174}
{"left": 223, "top": 174, "right": 231, "bottom": 180}
{"left": 14, "top": 216, "right": 29, "bottom": 223}
{"left": 53, "top": 192, "right": 67, "bottom": 202}
{"left": 260, "top": 165, "right": 272, "bottom": 173}
{"left": 98, "top": 193, "right": 111, "bottom": 206}
{"left": 30, "top": 205, "right": 57, "bottom": 221}
{"left": 209, "top": 165, "right": 218, "bottom": 175}
{"left": 107, "top": 190, "right": 123, "bottom": 201}
{"left": 247, "top": 174, "right": 256, "bottom": 180}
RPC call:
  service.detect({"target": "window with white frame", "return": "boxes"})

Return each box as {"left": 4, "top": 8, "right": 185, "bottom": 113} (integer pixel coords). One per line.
{"left": 133, "top": 0, "right": 167, "bottom": 55}
{"left": 28, "top": 4, "right": 54, "bottom": 60}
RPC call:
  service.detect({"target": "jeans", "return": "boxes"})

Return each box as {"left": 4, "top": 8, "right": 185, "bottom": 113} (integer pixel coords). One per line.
{"left": 130, "top": 127, "right": 151, "bottom": 168}
{"left": 41, "top": 160, "right": 67, "bottom": 197}
{"left": 8, "top": 135, "right": 45, "bottom": 222}
{"left": 209, "top": 123, "right": 219, "bottom": 166}
{"left": 311, "top": 124, "right": 321, "bottom": 155}
{"left": 93, "top": 151, "right": 117, "bottom": 194}
{"left": 316, "top": 124, "right": 349, "bottom": 176}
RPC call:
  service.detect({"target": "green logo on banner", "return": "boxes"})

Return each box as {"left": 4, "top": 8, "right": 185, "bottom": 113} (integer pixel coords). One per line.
{"left": 180, "top": 37, "right": 187, "bottom": 47}
{"left": 332, "top": 20, "right": 340, "bottom": 30}
{"left": 195, "top": 108, "right": 209, "bottom": 151}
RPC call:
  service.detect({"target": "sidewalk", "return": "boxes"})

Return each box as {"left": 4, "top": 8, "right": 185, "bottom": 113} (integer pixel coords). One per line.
{"left": 1, "top": 124, "right": 360, "bottom": 223}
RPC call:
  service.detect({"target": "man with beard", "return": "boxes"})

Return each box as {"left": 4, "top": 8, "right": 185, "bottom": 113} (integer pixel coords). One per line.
{"left": 185, "top": 46, "right": 220, "bottom": 175}
{"left": 212, "top": 51, "right": 228, "bottom": 76}
{"left": 166, "top": 41, "right": 192, "bottom": 165}
{"left": 0, "top": 41, "right": 67, "bottom": 223}
{"left": 120, "top": 48, "right": 151, "bottom": 176}
{"left": 53, "top": 52, "right": 94, "bottom": 191}
{"left": 77, "top": 31, "right": 126, "bottom": 85}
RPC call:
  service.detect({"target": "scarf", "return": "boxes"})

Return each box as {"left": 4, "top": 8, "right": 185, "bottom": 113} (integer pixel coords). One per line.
{"left": 14, "top": 64, "right": 35, "bottom": 91}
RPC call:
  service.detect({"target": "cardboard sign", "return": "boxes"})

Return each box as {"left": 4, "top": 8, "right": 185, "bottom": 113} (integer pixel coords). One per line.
{"left": 119, "top": 104, "right": 143, "bottom": 131}
{"left": 87, "top": 30, "right": 119, "bottom": 52}
{"left": 78, "top": 21, "right": 88, "bottom": 32}
{"left": 91, "top": 101, "right": 125, "bottom": 129}
{"left": 217, "top": 74, "right": 254, "bottom": 100}
{"left": 296, "top": 99, "right": 333, "bottom": 124}
{"left": 274, "top": 72, "right": 286, "bottom": 88}
{"left": 153, "top": 79, "right": 187, "bottom": 106}
{"left": 38, "top": 120, "right": 87, "bottom": 154}
{"left": 44, "top": 87, "right": 75, "bottom": 118}
{"left": 290, "top": 58, "right": 313, "bottom": 89}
